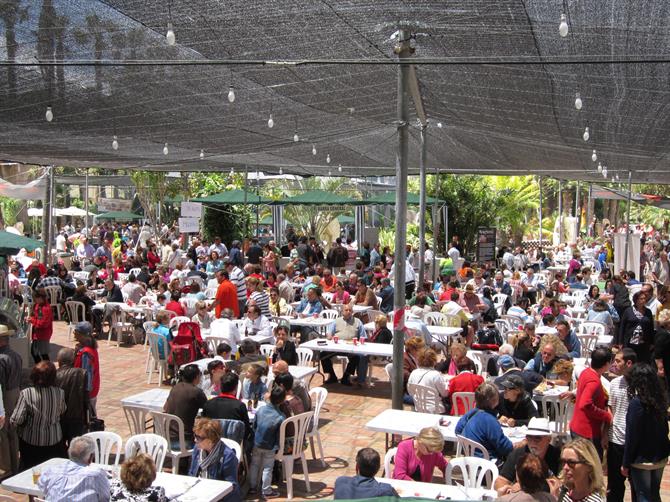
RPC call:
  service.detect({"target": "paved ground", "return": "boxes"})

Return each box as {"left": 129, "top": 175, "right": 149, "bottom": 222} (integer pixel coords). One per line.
{"left": 2, "top": 320, "right": 669, "bottom": 501}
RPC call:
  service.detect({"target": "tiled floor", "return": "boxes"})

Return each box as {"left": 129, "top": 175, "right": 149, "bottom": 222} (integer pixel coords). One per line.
{"left": 1, "top": 320, "right": 669, "bottom": 501}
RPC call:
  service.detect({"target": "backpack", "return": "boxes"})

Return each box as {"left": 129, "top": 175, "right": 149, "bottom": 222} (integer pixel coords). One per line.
{"left": 475, "top": 326, "right": 503, "bottom": 347}
{"left": 169, "top": 322, "right": 207, "bottom": 366}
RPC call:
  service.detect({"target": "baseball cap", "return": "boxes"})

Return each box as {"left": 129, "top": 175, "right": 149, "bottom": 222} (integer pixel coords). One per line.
{"left": 74, "top": 321, "right": 92, "bottom": 336}
{"left": 497, "top": 355, "right": 516, "bottom": 370}
{"left": 500, "top": 374, "right": 524, "bottom": 390}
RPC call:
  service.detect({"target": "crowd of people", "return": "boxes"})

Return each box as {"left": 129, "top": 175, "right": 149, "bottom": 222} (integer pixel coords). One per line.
{"left": 0, "top": 219, "right": 669, "bottom": 501}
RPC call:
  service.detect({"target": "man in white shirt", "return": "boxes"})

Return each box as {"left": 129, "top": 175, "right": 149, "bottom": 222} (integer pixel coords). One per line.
{"left": 520, "top": 267, "right": 540, "bottom": 304}
{"left": 210, "top": 308, "right": 242, "bottom": 354}
{"left": 38, "top": 435, "right": 110, "bottom": 502}
{"left": 641, "top": 283, "right": 662, "bottom": 316}
{"left": 243, "top": 305, "right": 273, "bottom": 341}
{"left": 121, "top": 274, "right": 146, "bottom": 304}
{"left": 76, "top": 237, "right": 95, "bottom": 262}
{"left": 502, "top": 247, "right": 515, "bottom": 270}
{"left": 55, "top": 231, "right": 67, "bottom": 252}
{"left": 276, "top": 273, "right": 295, "bottom": 304}
{"left": 209, "top": 236, "right": 228, "bottom": 258}
{"left": 424, "top": 244, "right": 434, "bottom": 263}
{"left": 447, "top": 242, "right": 460, "bottom": 262}
{"left": 389, "top": 257, "right": 416, "bottom": 299}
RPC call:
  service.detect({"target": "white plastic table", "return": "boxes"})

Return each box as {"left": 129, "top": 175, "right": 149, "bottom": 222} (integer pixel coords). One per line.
{"left": 377, "top": 477, "right": 496, "bottom": 500}
{"left": 0, "top": 457, "right": 233, "bottom": 502}
{"left": 121, "top": 388, "right": 170, "bottom": 412}
{"left": 300, "top": 338, "right": 394, "bottom": 357}
{"left": 365, "top": 409, "right": 527, "bottom": 449}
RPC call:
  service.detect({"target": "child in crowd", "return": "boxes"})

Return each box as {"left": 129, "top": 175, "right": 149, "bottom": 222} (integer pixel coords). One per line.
{"left": 248, "top": 386, "right": 286, "bottom": 498}
{"left": 243, "top": 363, "right": 268, "bottom": 403}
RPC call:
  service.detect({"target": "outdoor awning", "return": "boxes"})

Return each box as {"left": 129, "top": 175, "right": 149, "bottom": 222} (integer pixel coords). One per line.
{"left": 363, "top": 192, "right": 444, "bottom": 205}
{"left": 59, "top": 206, "right": 96, "bottom": 217}
{"left": 337, "top": 215, "right": 355, "bottom": 224}
{"left": 191, "top": 190, "right": 271, "bottom": 205}
{"left": 95, "top": 211, "right": 144, "bottom": 220}
{"left": 27, "top": 207, "right": 66, "bottom": 217}
{"left": 0, "top": 231, "right": 43, "bottom": 254}
{"left": 274, "top": 190, "right": 360, "bottom": 206}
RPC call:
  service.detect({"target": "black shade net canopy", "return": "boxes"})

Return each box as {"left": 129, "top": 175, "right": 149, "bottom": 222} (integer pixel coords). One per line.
{"left": 1, "top": 1, "right": 670, "bottom": 183}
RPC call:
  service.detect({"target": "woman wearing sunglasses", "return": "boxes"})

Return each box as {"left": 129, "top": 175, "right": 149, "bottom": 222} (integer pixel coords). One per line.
{"left": 558, "top": 438, "right": 604, "bottom": 502}
{"left": 188, "top": 417, "right": 241, "bottom": 501}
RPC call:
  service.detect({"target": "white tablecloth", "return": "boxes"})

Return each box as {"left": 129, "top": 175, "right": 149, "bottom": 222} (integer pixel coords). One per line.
{"left": 377, "top": 477, "right": 496, "bottom": 500}
{"left": 301, "top": 338, "right": 394, "bottom": 357}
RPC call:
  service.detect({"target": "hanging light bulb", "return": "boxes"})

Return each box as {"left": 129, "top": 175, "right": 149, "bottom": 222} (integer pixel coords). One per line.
{"left": 163, "top": 142, "right": 169, "bottom": 155}
{"left": 227, "top": 87, "right": 235, "bottom": 103}
{"left": 575, "top": 93, "right": 582, "bottom": 110}
{"left": 437, "top": 122, "right": 443, "bottom": 128}
{"left": 326, "top": 154, "right": 331, "bottom": 164}
{"left": 279, "top": 167, "right": 283, "bottom": 175}
{"left": 559, "top": 14, "right": 569, "bottom": 38}
{"left": 199, "top": 149, "right": 204, "bottom": 159}
{"left": 597, "top": 162, "right": 602, "bottom": 173}
{"left": 338, "top": 164, "right": 342, "bottom": 173}
{"left": 311, "top": 144, "right": 317, "bottom": 156}
{"left": 591, "top": 149, "right": 597, "bottom": 162}
{"left": 166, "top": 22, "right": 176, "bottom": 46}
{"left": 615, "top": 172, "right": 620, "bottom": 181}
{"left": 267, "top": 114, "right": 274, "bottom": 128}
{"left": 45, "top": 106, "right": 53, "bottom": 122}
{"left": 583, "top": 127, "right": 590, "bottom": 142}
{"left": 293, "top": 132, "right": 299, "bottom": 142}
{"left": 603, "top": 166, "right": 608, "bottom": 178}
{"left": 328, "top": 169, "right": 332, "bottom": 177}
{"left": 230, "top": 166, "right": 234, "bottom": 175}
{"left": 112, "top": 135, "right": 119, "bottom": 150}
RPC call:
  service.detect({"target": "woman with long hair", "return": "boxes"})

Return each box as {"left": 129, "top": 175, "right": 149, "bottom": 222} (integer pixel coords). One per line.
{"left": 622, "top": 364, "right": 670, "bottom": 502}
{"left": 558, "top": 438, "right": 605, "bottom": 502}
{"left": 619, "top": 291, "right": 655, "bottom": 363}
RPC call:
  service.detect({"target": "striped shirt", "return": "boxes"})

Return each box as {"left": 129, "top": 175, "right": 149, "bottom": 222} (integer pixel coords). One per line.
{"left": 10, "top": 386, "right": 66, "bottom": 445}
{"left": 558, "top": 486, "right": 603, "bottom": 502}
{"left": 608, "top": 375, "right": 629, "bottom": 445}
{"left": 229, "top": 266, "right": 247, "bottom": 301}
{"left": 38, "top": 460, "right": 110, "bottom": 502}
{"left": 250, "top": 291, "right": 271, "bottom": 317}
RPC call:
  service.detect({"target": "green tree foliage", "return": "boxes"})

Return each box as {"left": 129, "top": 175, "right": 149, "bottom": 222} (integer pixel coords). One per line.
{"left": 130, "top": 172, "right": 181, "bottom": 231}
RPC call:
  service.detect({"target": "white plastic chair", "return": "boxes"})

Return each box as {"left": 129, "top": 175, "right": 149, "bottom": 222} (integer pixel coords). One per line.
{"left": 540, "top": 395, "right": 573, "bottom": 437}
{"left": 146, "top": 331, "right": 170, "bottom": 385}
{"left": 275, "top": 411, "right": 314, "bottom": 500}
{"left": 307, "top": 387, "right": 328, "bottom": 467}
{"left": 445, "top": 457, "right": 499, "bottom": 489}
{"left": 456, "top": 435, "right": 490, "bottom": 459}
{"left": 578, "top": 321, "right": 607, "bottom": 337}
{"left": 384, "top": 362, "right": 394, "bottom": 381}
{"left": 123, "top": 404, "right": 151, "bottom": 435}
{"left": 205, "top": 287, "right": 217, "bottom": 299}
{"left": 320, "top": 309, "right": 339, "bottom": 320}
{"left": 125, "top": 433, "right": 168, "bottom": 472}
{"left": 129, "top": 267, "right": 142, "bottom": 277}
{"left": 296, "top": 347, "right": 313, "bottom": 367}
{"left": 407, "top": 383, "right": 443, "bottom": 414}
{"left": 180, "top": 297, "right": 199, "bottom": 317}
{"left": 493, "top": 293, "right": 508, "bottom": 315}
{"left": 284, "top": 304, "right": 294, "bottom": 316}
{"left": 151, "top": 411, "right": 193, "bottom": 474}
{"left": 384, "top": 447, "right": 397, "bottom": 478}
{"left": 65, "top": 300, "right": 86, "bottom": 341}
{"left": 83, "top": 431, "right": 123, "bottom": 468}
{"left": 259, "top": 344, "right": 276, "bottom": 358}
{"left": 44, "top": 285, "right": 63, "bottom": 320}
{"left": 169, "top": 316, "right": 190, "bottom": 330}
{"left": 221, "top": 437, "right": 242, "bottom": 462}
{"left": 206, "top": 335, "right": 232, "bottom": 356}
{"left": 109, "top": 306, "right": 134, "bottom": 347}
{"left": 451, "top": 392, "right": 476, "bottom": 416}
{"left": 424, "top": 311, "right": 446, "bottom": 326}
{"left": 577, "top": 334, "right": 599, "bottom": 358}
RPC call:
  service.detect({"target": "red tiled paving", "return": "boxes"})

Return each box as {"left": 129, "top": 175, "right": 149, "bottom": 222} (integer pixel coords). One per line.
{"left": 1, "top": 320, "right": 669, "bottom": 501}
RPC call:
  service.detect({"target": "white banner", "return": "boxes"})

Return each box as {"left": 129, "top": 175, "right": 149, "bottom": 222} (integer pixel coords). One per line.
{"left": 0, "top": 173, "right": 46, "bottom": 200}
{"left": 180, "top": 201, "right": 203, "bottom": 218}
{"left": 178, "top": 217, "right": 200, "bottom": 233}
{"left": 98, "top": 198, "right": 132, "bottom": 212}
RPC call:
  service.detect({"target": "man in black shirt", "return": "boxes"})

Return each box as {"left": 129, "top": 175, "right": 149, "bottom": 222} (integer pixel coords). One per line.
{"left": 202, "top": 372, "right": 252, "bottom": 444}
{"left": 494, "top": 417, "right": 560, "bottom": 496}
{"left": 246, "top": 238, "right": 263, "bottom": 265}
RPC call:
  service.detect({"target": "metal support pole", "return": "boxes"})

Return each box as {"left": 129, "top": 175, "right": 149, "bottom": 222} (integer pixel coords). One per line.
{"left": 624, "top": 171, "right": 633, "bottom": 269}
{"left": 586, "top": 183, "right": 593, "bottom": 237}
{"left": 574, "top": 180, "right": 580, "bottom": 242}
{"left": 256, "top": 169, "right": 260, "bottom": 238}
{"left": 432, "top": 166, "right": 439, "bottom": 284}
{"left": 558, "top": 180, "right": 563, "bottom": 243}
{"left": 243, "top": 165, "right": 248, "bottom": 266}
{"left": 391, "top": 29, "right": 411, "bottom": 411}
{"left": 41, "top": 166, "right": 53, "bottom": 265}
{"left": 418, "top": 125, "right": 427, "bottom": 289}
{"left": 84, "top": 168, "right": 89, "bottom": 233}
{"left": 538, "top": 176, "right": 543, "bottom": 251}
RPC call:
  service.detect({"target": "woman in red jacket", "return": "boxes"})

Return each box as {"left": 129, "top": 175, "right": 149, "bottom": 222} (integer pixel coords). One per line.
{"left": 30, "top": 289, "right": 53, "bottom": 363}
{"left": 569, "top": 347, "right": 612, "bottom": 459}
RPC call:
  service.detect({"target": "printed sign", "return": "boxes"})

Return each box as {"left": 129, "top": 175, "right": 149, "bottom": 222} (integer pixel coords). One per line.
{"left": 476, "top": 227, "right": 496, "bottom": 263}
{"left": 180, "top": 201, "right": 203, "bottom": 218}
{"left": 178, "top": 217, "right": 200, "bottom": 233}
{"left": 97, "top": 198, "right": 132, "bottom": 212}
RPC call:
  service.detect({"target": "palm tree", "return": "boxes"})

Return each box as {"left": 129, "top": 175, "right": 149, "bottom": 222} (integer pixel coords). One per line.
{"left": 0, "top": 0, "right": 28, "bottom": 101}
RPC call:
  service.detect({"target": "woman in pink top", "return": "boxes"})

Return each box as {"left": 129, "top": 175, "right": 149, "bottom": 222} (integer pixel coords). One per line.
{"left": 332, "top": 281, "right": 351, "bottom": 304}
{"left": 393, "top": 427, "right": 447, "bottom": 483}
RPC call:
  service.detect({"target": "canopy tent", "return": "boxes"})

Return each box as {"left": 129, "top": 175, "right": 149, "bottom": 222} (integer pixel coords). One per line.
{"left": 0, "top": 2, "right": 669, "bottom": 184}
{"left": 337, "top": 215, "right": 355, "bottom": 225}
{"left": 275, "top": 190, "right": 360, "bottom": 206}
{"left": 363, "top": 192, "right": 444, "bottom": 205}
{"left": 27, "top": 207, "right": 66, "bottom": 217}
{"left": 191, "top": 190, "right": 271, "bottom": 205}
{"left": 95, "top": 211, "right": 144, "bottom": 220}
{"left": 59, "top": 206, "right": 96, "bottom": 217}
{"left": 0, "top": 231, "right": 43, "bottom": 254}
